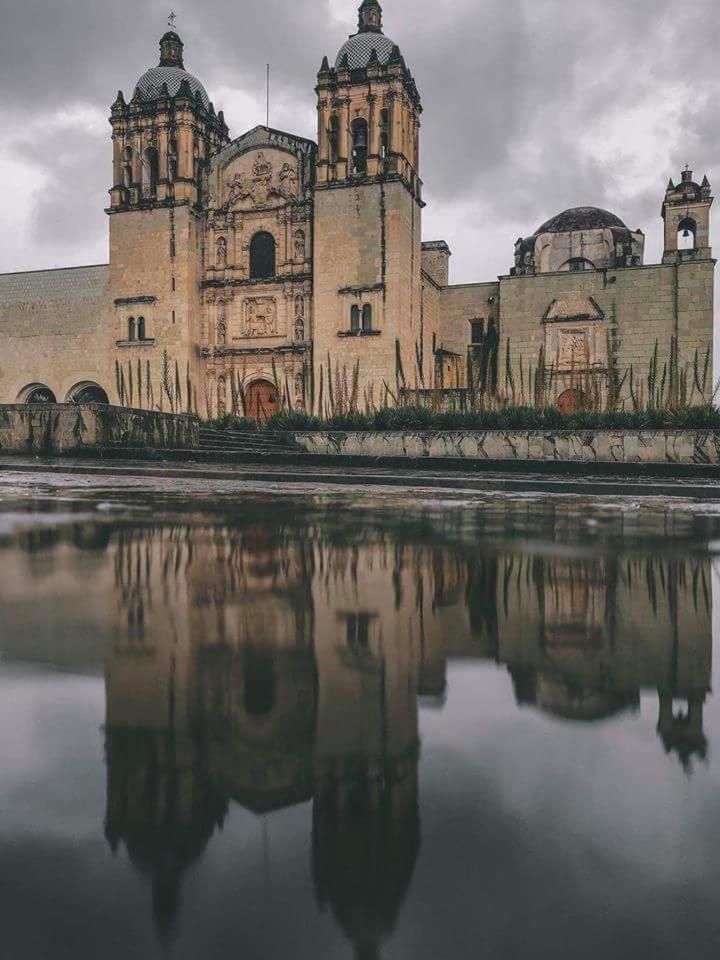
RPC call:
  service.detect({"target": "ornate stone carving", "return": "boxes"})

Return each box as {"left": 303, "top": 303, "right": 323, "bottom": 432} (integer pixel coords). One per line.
{"left": 294, "top": 295, "right": 304, "bottom": 318}
{"left": 294, "top": 229, "right": 306, "bottom": 260}
{"left": 223, "top": 151, "right": 300, "bottom": 211}
{"left": 559, "top": 329, "right": 588, "bottom": 368}
{"left": 217, "top": 236, "right": 227, "bottom": 267}
{"left": 294, "top": 318, "right": 305, "bottom": 341}
{"left": 280, "top": 163, "right": 299, "bottom": 199}
{"left": 242, "top": 297, "right": 278, "bottom": 338}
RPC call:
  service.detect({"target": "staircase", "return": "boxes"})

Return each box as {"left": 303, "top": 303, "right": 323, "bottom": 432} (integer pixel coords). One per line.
{"left": 198, "top": 427, "right": 302, "bottom": 460}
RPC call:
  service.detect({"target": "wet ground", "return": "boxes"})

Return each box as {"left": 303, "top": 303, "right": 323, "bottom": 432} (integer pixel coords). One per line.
{"left": 0, "top": 464, "right": 719, "bottom": 958}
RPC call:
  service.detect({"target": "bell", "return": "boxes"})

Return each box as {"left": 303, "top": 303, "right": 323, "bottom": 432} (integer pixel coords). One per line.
{"left": 683, "top": 228, "right": 691, "bottom": 239}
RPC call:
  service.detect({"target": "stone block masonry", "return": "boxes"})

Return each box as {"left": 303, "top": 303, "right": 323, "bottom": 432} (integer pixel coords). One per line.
{"left": 289, "top": 430, "right": 720, "bottom": 466}
{"left": 0, "top": 404, "right": 199, "bottom": 455}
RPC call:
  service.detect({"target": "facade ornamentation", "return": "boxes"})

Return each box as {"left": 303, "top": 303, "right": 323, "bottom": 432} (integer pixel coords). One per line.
{"left": 243, "top": 298, "right": 278, "bottom": 338}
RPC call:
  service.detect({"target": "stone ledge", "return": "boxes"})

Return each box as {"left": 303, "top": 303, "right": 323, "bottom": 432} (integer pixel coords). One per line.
{"left": 0, "top": 404, "right": 199, "bottom": 455}
{"left": 288, "top": 429, "right": 720, "bottom": 466}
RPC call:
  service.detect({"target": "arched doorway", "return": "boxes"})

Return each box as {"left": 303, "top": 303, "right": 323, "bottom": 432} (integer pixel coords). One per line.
{"left": 20, "top": 384, "right": 57, "bottom": 404}
{"left": 68, "top": 383, "right": 109, "bottom": 405}
{"left": 557, "top": 388, "right": 585, "bottom": 415}
{"left": 245, "top": 379, "right": 280, "bottom": 421}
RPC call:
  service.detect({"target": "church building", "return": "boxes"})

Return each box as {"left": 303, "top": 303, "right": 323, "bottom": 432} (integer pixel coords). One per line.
{"left": 0, "top": 0, "right": 714, "bottom": 417}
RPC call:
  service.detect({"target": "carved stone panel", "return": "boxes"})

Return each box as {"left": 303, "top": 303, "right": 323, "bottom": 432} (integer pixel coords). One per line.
{"left": 559, "top": 329, "right": 589, "bottom": 368}
{"left": 242, "top": 297, "right": 278, "bottom": 338}
{"left": 222, "top": 149, "right": 301, "bottom": 212}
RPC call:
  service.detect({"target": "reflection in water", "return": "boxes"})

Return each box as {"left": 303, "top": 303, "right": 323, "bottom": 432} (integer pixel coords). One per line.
{"left": 0, "top": 499, "right": 714, "bottom": 958}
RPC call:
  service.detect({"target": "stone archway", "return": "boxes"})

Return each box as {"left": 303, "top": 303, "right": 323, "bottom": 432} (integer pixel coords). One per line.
{"left": 557, "top": 388, "right": 585, "bottom": 415}
{"left": 19, "top": 383, "right": 57, "bottom": 404}
{"left": 67, "top": 382, "right": 110, "bottom": 405}
{"left": 245, "top": 379, "right": 281, "bottom": 421}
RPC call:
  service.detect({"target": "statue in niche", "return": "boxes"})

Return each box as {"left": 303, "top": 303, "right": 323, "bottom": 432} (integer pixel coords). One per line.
{"left": 280, "top": 162, "right": 299, "bottom": 199}
{"left": 294, "top": 229, "right": 306, "bottom": 261}
{"left": 295, "top": 372, "right": 305, "bottom": 409}
{"left": 295, "top": 318, "right": 305, "bottom": 341}
{"left": 295, "top": 295, "right": 304, "bottom": 317}
{"left": 217, "top": 236, "right": 228, "bottom": 267}
{"left": 217, "top": 377, "right": 227, "bottom": 416}
{"left": 217, "top": 321, "right": 227, "bottom": 346}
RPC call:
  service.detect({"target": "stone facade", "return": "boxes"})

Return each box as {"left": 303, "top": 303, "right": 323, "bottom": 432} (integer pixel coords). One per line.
{"left": 0, "top": 3, "right": 714, "bottom": 417}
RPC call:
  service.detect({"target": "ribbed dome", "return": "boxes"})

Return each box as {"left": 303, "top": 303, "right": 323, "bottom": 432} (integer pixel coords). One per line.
{"left": 134, "top": 66, "right": 210, "bottom": 109}
{"left": 336, "top": 32, "right": 397, "bottom": 69}
{"left": 536, "top": 207, "right": 628, "bottom": 235}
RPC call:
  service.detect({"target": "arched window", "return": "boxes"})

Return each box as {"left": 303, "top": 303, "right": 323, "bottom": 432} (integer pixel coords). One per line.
{"left": 565, "top": 258, "right": 594, "bottom": 272}
{"left": 250, "top": 231, "right": 276, "bottom": 280}
{"left": 137, "top": 317, "right": 146, "bottom": 341}
{"left": 362, "top": 304, "right": 372, "bottom": 332}
{"left": 69, "top": 383, "right": 109, "bottom": 405}
{"left": 379, "top": 108, "right": 390, "bottom": 159}
{"left": 128, "top": 317, "right": 136, "bottom": 341}
{"left": 678, "top": 217, "right": 697, "bottom": 250}
{"left": 141, "top": 147, "right": 159, "bottom": 199}
{"left": 351, "top": 305, "right": 361, "bottom": 332}
{"left": 351, "top": 118, "right": 368, "bottom": 176}
{"left": 22, "top": 385, "right": 57, "bottom": 404}
{"left": 328, "top": 113, "right": 339, "bottom": 164}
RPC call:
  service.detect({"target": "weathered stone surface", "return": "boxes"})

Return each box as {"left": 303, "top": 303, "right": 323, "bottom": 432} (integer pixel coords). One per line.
{"left": 0, "top": 404, "right": 199, "bottom": 455}
{"left": 290, "top": 430, "right": 720, "bottom": 465}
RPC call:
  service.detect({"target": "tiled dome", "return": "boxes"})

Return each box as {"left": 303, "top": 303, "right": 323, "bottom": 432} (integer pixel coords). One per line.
{"left": 335, "top": 32, "right": 397, "bottom": 69}
{"left": 135, "top": 66, "right": 210, "bottom": 109}
{"left": 536, "top": 207, "right": 627, "bottom": 235}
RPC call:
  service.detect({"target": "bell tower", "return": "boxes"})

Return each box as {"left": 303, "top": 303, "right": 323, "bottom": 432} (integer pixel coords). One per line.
{"left": 107, "top": 28, "right": 229, "bottom": 410}
{"left": 662, "top": 167, "right": 713, "bottom": 264}
{"left": 312, "top": 0, "right": 427, "bottom": 408}
{"left": 109, "top": 30, "right": 229, "bottom": 211}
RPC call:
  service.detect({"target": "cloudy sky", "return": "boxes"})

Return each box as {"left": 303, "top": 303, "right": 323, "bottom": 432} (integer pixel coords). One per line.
{"left": 0, "top": 0, "right": 718, "bottom": 285}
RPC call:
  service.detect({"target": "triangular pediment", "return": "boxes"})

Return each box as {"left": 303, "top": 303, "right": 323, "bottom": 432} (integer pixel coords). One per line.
{"left": 544, "top": 294, "right": 604, "bottom": 322}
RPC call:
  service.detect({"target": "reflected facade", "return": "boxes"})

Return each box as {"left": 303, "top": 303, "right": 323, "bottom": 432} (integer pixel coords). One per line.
{"left": 0, "top": 499, "right": 714, "bottom": 958}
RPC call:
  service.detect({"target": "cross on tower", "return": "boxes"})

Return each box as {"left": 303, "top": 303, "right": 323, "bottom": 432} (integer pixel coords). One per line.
{"left": 168, "top": 11, "right": 177, "bottom": 29}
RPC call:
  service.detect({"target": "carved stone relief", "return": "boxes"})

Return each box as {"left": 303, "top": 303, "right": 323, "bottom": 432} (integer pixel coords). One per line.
{"left": 222, "top": 150, "right": 301, "bottom": 212}
{"left": 559, "top": 329, "right": 589, "bottom": 368}
{"left": 242, "top": 297, "right": 278, "bottom": 338}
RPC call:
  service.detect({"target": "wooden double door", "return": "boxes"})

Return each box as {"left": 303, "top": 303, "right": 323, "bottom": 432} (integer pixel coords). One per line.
{"left": 245, "top": 379, "right": 281, "bottom": 421}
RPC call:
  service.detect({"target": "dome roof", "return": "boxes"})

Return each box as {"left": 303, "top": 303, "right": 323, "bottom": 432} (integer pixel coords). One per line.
{"left": 336, "top": 32, "right": 397, "bottom": 69}
{"left": 536, "top": 206, "right": 628, "bottom": 235}
{"left": 134, "top": 66, "right": 210, "bottom": 109}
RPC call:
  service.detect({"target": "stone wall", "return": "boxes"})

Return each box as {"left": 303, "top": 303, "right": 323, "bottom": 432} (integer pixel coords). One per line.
{"left": 496, "top": 261, "right": 714, "bottom": 400}
{"left": 290, "top": 429, "right": 720, "bottom": 465}
{"left": 0, "top": 404, "right": 199, "bottom": 455}
{"left": 0, "top": 265, "right": 113, "bottom": 405}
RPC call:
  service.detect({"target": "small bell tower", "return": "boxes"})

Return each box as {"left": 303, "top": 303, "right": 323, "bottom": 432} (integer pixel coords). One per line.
{"left": 662, "top": 167, "right": 713, "bottom": 264}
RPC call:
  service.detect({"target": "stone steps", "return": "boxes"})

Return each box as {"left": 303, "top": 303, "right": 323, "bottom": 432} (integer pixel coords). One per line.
{"left": 198, "top": 428, "right": 296, "bottom": 453}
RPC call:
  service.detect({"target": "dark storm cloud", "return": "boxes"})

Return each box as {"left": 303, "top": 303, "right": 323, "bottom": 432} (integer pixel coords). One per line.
{"left": 0, "top": 0, "right": 718, "bottom": 279}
